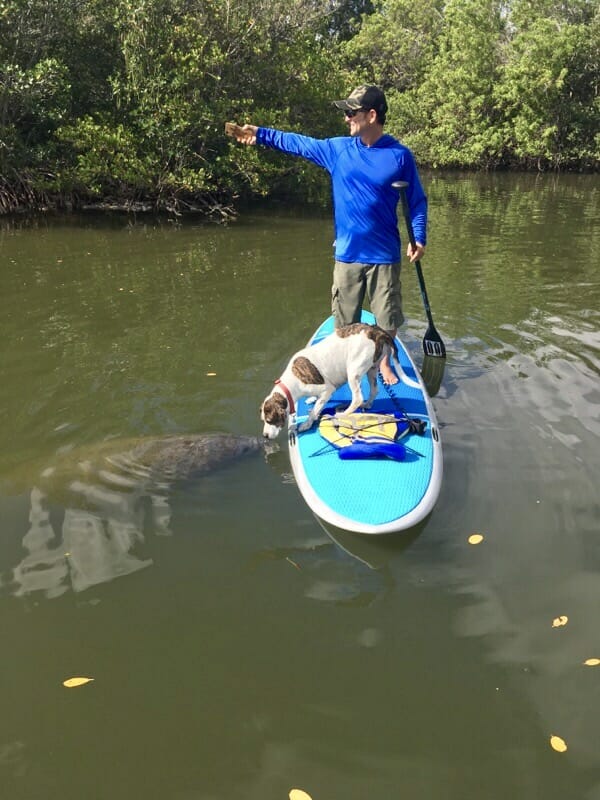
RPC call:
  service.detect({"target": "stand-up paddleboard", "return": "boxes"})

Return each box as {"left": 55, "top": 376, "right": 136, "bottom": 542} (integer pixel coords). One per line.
{"left": 288, "top": 311, "right": 442, "bottom": 534}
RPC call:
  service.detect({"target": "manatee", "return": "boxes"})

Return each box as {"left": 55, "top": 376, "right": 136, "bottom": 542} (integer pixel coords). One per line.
{"left": 93, "top": 432, "right": 266, "bottom": 482}
{"left": 4, "top": 433, "right": 265, "bottom": 495}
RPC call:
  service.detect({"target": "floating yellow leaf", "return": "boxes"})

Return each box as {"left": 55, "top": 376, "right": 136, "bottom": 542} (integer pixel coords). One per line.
{"left": 584, "top": 658, "right": 600, "bottom": 666}
{"left": 63, "top": 677, "right": 94, "bottom": 688}
{"left": 468, "top": 534, "right": 484, "bottom": 545}
{"left": 289, "top": 790, "right": 313, "bottom": 800}
{"left": 550, "top": 735, "right": 567, "bottom": 753}
{"left": 552, "top": 616, "right": 568, "bottom": 628}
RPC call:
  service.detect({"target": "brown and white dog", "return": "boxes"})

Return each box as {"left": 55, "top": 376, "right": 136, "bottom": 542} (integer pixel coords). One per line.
{"left": 260, "top": 323, "right": 398, "bottom": 439}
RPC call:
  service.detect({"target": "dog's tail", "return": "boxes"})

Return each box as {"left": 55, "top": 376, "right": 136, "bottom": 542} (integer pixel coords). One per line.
{"left": 367, "top": 324, "right": 399, "bottom": 363}
{"left": 379, "top": 328, "right": 399, "bottom": 362}
{"left": 388, "top": 332, "right": 399, "bottom": 362}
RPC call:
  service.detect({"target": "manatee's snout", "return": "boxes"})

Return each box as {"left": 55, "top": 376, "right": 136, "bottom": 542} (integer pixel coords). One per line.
{"left": 240, "top": 434, "right": 278, "bottom": 458}
{"left": 245, "top": 436, "right": 265, "bottom": 453}
{"left": 261, "top": 438, "right": 280, "bottom": 457}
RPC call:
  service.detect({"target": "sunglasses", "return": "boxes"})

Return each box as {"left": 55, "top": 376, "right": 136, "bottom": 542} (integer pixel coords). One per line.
{"left": 344, "top": 108, "right": 367, "bottom": 118}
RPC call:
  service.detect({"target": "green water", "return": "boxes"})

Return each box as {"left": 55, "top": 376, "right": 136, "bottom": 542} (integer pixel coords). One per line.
{"left": 1, "top": 173, "right": 599, "bottom": 799}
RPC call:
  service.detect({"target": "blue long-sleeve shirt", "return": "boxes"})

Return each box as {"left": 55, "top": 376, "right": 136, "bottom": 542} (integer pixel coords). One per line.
{"left": 256, "top": 128, "right": 427, "bottom": 264}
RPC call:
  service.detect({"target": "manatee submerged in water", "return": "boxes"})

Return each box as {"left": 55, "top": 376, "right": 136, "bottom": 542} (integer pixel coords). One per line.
{"left": 111, "top": 433, "right": 265, "bottom": 482}
{"left": 3, "top": 432, "right": 267, "bottom": 500}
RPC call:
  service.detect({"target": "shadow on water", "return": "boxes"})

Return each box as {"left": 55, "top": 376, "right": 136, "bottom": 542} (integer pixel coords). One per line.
{"left": 246, "top": 516, "right": 429, "bottom": 609}
{"left": 316, "top": 516, "right": 425, "bottom": 570}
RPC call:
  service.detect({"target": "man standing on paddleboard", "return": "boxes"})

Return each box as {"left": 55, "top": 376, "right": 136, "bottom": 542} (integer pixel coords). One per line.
{"left": 226, "top": 85, "right": 427, "bottom": 385}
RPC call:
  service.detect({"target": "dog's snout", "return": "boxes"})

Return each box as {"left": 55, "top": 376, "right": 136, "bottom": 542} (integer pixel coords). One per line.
{"left": 262, "top": 423, "right": 282, "bottom": 440}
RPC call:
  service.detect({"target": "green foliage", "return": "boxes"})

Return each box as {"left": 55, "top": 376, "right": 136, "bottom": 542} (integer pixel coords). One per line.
{"left": 0, "top": 0, "right": 597, "bottom": 213}
{"left": 109, "top": 0, "right": 347, "bottom": 207}
{"left": 341, "top": 0, "right": 444, "bottom": 89}
{"left": 56, "top": 117, "right": 156, "bottom": 196}
{"left": 414, "top": 0, "right": 504, "bottom": 167}
{"left": 349, "top": 0, "right": 506, "bottom": 167}
{"left": 325, "top": 0, "right": 376, "bottom": 41}
{"left": 1, "top": 0, "right": 345, "bottom": 211}
{"left": 343, "top": 0, "right": 599, "bottom": 170}
{"left": 493, "top": 0, "right": 600, "bottom": 168}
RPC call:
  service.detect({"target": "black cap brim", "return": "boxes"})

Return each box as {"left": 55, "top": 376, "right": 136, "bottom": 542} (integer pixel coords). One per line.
{"left": 333, "top": 99, "right": 361, "bottom": 111}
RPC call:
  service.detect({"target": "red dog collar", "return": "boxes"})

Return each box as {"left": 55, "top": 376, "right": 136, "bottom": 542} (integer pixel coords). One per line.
{"left": 274, "top": 379, "right": 295, "bottom": 415}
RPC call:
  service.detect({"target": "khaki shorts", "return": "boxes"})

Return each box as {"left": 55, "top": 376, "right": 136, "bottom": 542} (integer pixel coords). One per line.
{"left": 331, "top": 261, "right": 404, "bottom": 331}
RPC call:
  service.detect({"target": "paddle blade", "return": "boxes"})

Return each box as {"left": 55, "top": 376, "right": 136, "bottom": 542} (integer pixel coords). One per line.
{"left": 423, "top": 327, "right": 446, "bottom": 358}
{"left": 420, "top": 354, "right": 446, "bottom": 397}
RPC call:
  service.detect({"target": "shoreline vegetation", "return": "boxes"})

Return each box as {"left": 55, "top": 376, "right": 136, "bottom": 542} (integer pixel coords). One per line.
{"left": 0, "top": 176, "right": 237, "bottom": 219}
{"left": 1, "top": 0, "right": 598, "bottom": 218}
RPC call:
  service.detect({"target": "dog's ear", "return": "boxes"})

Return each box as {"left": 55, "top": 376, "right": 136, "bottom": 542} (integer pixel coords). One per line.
{"left": 262, "top": 394, "right": 288, "bottom": 427}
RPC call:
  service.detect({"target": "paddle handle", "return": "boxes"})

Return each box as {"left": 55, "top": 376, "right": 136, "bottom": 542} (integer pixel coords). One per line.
{"left": 392, "top": 181, "right": 435, "bottom": 328}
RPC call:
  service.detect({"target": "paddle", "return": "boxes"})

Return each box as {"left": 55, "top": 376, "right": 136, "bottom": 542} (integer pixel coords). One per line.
{"left": 393, "top": 181, "right": 446, "bottom": 358}
{"left": 419, "top": 354, "right": 445, "bottom": 398}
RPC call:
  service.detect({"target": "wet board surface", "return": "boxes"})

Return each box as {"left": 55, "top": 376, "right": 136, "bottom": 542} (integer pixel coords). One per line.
{"left": 288, "top": 311, "right": 443, "bottom": 534}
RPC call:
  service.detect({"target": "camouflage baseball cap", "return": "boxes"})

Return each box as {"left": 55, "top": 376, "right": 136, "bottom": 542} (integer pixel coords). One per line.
{"left": 333, "top": 85, "right": 388, "bottom": 114}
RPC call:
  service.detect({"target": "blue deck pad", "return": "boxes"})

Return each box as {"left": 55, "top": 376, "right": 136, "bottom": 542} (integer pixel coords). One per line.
{"left": 291, "top": 312, "right": 437, "bottom": 529}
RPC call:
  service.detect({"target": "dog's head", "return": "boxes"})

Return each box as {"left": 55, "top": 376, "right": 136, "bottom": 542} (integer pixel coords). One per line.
{"left": 260, "top": 392, "right": 289, "bottom": 439}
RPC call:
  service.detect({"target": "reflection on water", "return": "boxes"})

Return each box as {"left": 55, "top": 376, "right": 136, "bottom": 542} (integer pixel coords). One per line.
{"left": 3, "top": 433, "right": 265, "bottom": 599}
{"left": 12, "top": 485, "right": 154, "bottom": 599}
{"left": 452, "top": 536, "right": 600, "bottom": 769}
{"left": 424, "top": 324, "right": 600, "bottom": 775}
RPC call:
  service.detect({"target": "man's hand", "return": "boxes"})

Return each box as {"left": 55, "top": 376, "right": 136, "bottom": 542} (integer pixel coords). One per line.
{"left": 225, "top": 122, "right": 258, "bottom": 145}
{"left": 407, "top": 241, "right": 425, "bottom": 263}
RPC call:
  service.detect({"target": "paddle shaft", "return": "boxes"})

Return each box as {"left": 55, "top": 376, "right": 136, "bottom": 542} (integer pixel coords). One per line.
{"left": 394, "top": 181, "right": 435, "bottom": 329}
{"left": 393, "top": 181, "right": 446, "bottom": 358}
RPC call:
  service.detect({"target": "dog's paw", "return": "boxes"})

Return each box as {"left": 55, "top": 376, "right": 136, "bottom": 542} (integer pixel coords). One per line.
{"left": 297, "top": 419, "right": 315, "bottom": 432}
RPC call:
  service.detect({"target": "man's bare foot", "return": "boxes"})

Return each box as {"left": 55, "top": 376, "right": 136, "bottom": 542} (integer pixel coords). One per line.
{"left": 380, "top": 360, "right": 399, "bottom": 385}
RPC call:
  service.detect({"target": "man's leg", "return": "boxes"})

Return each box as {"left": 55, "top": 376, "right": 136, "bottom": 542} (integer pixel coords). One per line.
{"left": 332, "top": 261, "right": 365, "bottom": 327}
